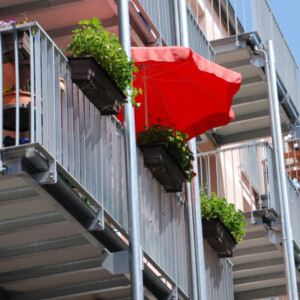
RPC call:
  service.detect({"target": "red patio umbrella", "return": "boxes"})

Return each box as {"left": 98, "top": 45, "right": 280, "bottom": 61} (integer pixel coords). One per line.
{"left": 119, "top": 46, "right": 241, "bottom": 140}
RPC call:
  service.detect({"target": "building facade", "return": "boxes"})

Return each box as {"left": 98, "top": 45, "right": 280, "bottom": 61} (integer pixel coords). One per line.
{"left": 0, "top": 0, "right": 298, "bottom": 299}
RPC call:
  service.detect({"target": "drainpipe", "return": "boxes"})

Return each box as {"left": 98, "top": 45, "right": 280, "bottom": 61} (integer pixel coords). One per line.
{"left": 178, "top": 1, "right": 207, "bottom": 300}
{"left": 117, "top": 1, "right": 144, "bottom": 299}
{"left": 173, "top": 0, "right": 181, "bottom": 46}
{"left": 255, "top": 41, "right": 299, "bottom": 299}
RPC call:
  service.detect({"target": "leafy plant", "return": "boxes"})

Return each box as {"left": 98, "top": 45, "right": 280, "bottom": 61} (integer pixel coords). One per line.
{"left": 67, "top": 17, "right": 141, "bottom": 107}
{"left": 137, "top": 123, "right": 195, "bottom": 182}
{"left": 3, "top": 85, "right": 16, "bottom": 93}
{"left": 3, "top": 85, "right": 30, "bottom": 93}
{"left": 200, "top": 186, "right": 246, "bottom": 243}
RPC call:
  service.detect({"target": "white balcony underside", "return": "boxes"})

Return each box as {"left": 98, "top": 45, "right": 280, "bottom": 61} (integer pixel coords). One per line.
{"left": 210, "top": 34, "right": 292, "bottom": 146}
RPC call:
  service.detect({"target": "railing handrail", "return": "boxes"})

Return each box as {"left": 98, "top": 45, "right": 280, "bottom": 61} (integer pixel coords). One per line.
{"left": 197, "top": 140, "right": 270, "bottom": 157}
{"left": 0, "top": 22, "right": 67, "bottom": 60}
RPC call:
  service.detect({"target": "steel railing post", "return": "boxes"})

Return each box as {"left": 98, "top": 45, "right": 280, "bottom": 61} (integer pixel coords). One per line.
{"left": 117, "top": 1, "right": 144, "bottom": 299}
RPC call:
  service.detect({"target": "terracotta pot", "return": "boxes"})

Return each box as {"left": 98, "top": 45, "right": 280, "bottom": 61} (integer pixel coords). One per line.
{"left": 3, "top": 91, "right": 31, "bottom": 131}
{"left": 3, "top": 91, "right": 31, "bottom": 105}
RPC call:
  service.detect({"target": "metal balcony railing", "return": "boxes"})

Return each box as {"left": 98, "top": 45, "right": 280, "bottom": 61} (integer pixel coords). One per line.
{"left": 199, "top": 138, "right": 300, "bottom": 250}
{"left": 0, "top": 22, "right": 192, "bottom": 297}
{"left": 197, "top": 0, "right": 300, "bottom": 114}
{"left": 198, "top": 141, "right": 279, "bottom": 218}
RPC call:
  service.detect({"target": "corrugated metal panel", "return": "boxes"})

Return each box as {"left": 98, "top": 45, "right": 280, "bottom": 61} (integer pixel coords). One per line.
{"left": 138, "top": 149, "right": 192, "bottom": 297}
{"left": 204, "top": 240, "right": 234, "bottom": 300}
{"left": 138, "top": 0, "right": 176, "bottom": 46}
{"left": 186, "top": 5, "right": 215, "bottom": 61}
{"left": 137, "top": 0, "right": 215, "bottom": 60}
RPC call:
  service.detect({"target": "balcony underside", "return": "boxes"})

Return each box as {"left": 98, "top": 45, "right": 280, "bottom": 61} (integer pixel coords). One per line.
{"left": 0, "top": 144, "right": 179, "bottom": 300}
{"left": 231, "top": 209, "right": 300, "bottom": 300}
{"left": 0, "top": 0, "right": 156, "bottom": 48}
{"left": 210, "top": 33, "right": 292, "bottom": 146}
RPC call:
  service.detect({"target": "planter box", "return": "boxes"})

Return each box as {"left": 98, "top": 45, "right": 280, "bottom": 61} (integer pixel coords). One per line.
{"left": 140, "top": 144, "right": 187, "bottom": 193}
{"left": 202, "top": 218, "right": 237, "bottom": 257}
{"left": 3, "top": 91, "right": 31, "bottom": 131}
{"left": 3, "top": 31, "right": 30, "bottom": 63}
{"left": 68, "top": 56, "right": 126, "bottom": 115}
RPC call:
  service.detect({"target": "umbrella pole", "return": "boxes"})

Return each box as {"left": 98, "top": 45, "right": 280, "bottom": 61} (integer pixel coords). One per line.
{"left": 143, "top": 69, "right": 148, "bottom": 128}
{"left": 178, "top": 1, "right": 208, "bottom": 300}
{"left": 118, "top": 1, "right": 144, "bottom": 299}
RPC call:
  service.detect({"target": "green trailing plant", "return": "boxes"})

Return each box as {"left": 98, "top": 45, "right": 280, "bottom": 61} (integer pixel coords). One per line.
{"left": 137, "top": 123, "right": 195, "bottom": 182}
{"left": 67, "top": 17, "right": 142, "bottom": 107}
{"left": 200, "top": 186, "right": 246, "bottom": 243}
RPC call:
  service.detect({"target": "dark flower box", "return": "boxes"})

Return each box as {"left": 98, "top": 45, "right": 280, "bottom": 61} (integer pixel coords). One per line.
{"left": 202, "top": 218, "right": 237, "bottom": 257}
{"left": 140, "top": 144, "right": 187, "bottom": 193}
{"left": 3, "top": 31, "right": 30, "bottom": 63}
{"left": 68, "top": 56, "right": 126, "bottom": 115}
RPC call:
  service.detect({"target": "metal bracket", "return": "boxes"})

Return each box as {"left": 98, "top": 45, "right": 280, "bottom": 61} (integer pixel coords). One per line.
{"left": 88, "top": 207, "right": 104, "bottom": 231}
{"left": 31, "top": 157, "right": 57, "bottom": 185}
{"left": 0, "top": 160, "right": 6, "bottom": 174}
{"left": 102, "top": 250, "right": 130, "bottom": 275}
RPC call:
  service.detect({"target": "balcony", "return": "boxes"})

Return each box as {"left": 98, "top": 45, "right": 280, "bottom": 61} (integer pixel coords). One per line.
{"left": 198, "top": 139, "right": 300, "bottom": 299}
{"left": 185, "top": 0, "right": 300, "bottom": 145}
{"left": 0, "top": 22, "right": 196, "bottom": 299}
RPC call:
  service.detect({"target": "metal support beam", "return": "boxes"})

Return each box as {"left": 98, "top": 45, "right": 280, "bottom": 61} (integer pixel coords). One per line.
{"left": 0, "top": 235, "right": 88, "bottom": 259}
{"left": 233, "top": 271, "right": 285, "bottom": 285}
{"left": 233, "top": 257, "right": 284, "bottom": 272}
{"left": 9, "top": 276, "right": 130, "bottom": 300}
{"left": 178, "top": 1, "right": 207, "bottom": 299}
{"left": 0, "top": 257, "right": 106, "bottom": 284}
{"left": 117, "top": 1, "right": 143, "bottom": 299}
{"left": 0, "top": 211, "right": 64, "bottom": 233}
{"left": 235, "top": 284, "right": 290, "bottom": 300}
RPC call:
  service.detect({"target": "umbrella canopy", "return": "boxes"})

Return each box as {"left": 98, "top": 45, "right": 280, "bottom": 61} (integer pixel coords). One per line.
{"left": 120, "top": 46, "right": 241, "bottom": 140}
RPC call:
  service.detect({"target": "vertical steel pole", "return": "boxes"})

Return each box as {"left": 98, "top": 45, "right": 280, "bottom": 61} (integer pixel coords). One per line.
{"left": 173, "top": 0, "right": 181, "bottom": 46}
{"left": 178, "top": 1, "right": 207, "bottom": 299}
{"left": 117, "top": 1, "right": 144, "bottom": 299}
{"left": 265, "top": 40, "right": 299, "bottom": 299}
{"left": 14, "top": 25, "right": 20, "bottom": 145}
{"left": 0, "top": 34, "right": 3, "bottom": 171}
{"left": 186, "top": 181, "right": 200, "bottom": 300}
